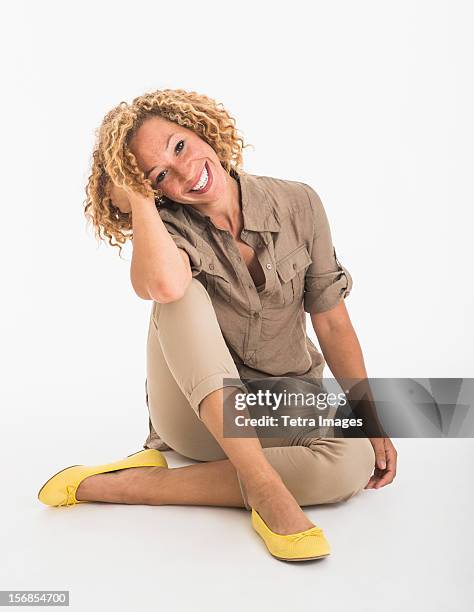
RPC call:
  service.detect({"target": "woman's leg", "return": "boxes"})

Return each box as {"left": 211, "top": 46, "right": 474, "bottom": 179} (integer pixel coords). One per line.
{"left": 76, "top": 279, "right": 374, "bottom": 534}
{"left": 144, "top": 278, "right": 316, "bottom": 533}
{"left": 77, "top": 434, "right": 375, "bottom": 520}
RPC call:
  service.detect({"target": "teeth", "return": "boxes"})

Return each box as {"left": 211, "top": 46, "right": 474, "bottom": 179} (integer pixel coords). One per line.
{"left": 191, "top": 165, "right": 209, "bottom": 191}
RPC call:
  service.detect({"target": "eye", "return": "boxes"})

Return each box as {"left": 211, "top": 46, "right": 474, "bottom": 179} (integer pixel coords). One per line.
{"left": 154, "top": 140, "right": 185, "bottom": 186}
{"left": 155, "top": 171, "right": 166, "bottom": 185}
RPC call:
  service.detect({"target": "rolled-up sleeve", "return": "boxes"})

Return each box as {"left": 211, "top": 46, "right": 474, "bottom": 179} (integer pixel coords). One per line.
{"left": 300, "top": 183, "right": 353, "bottom": 314}
{"left": 159, "top": 213, "right": 203, "bottom": 278}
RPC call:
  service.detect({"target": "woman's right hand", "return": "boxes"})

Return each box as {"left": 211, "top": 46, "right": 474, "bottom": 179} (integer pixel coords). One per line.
{"left": 109, "top": 183, "right": 133, "bottom": 214}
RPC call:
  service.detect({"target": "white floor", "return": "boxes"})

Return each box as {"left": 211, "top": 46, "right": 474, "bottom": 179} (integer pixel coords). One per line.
{"left": 2, "top": 415, "right": 474, "bottom": 611}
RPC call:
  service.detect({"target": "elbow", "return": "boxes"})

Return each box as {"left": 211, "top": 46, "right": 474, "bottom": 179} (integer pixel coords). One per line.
{"left": 130, "top": 275, "right": 154, "bottom": 300}
{"left": 147, "top": 278, "right": 191, "bottom": 303}
{"left": 130, "top": 267, "right": 192, "bottom": 303}
{"left": 149, "top": 288, "right": 184, "bottom": 304}
{"left": 131, "top": 282, "right": 186, "bottom": 303}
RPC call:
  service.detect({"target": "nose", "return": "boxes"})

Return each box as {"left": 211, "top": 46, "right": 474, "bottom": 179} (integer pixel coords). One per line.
{"left": 168, "top": 157, "right": 193, "bottom": 187}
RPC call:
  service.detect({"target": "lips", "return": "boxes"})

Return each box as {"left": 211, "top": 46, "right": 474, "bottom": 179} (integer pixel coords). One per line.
{"left": 188, "top": 161, "right": 213, "bottom": 194}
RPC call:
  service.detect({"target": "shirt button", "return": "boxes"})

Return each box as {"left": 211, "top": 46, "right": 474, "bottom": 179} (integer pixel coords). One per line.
{"left": 266, "top": 263, "right": 272, "bottom": 270}
{"left": 253, "top": 311, "right": 260, "bottom": 318}
{"left": 237, "top": 256, "right": 242, "bottom": 261}
{"left": 292, "top": 263, "right": 297, "bottom": 269}
{"left": 248, "top": 284, "right": 253, "bottom": 289}
{"left": 209, "top": 263, "right": 215, "bottom": 270}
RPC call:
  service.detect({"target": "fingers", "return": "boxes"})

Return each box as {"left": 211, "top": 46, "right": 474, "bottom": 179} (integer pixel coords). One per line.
{"left": 373, "top": 443, "right": 387, "bottom": 471}
{"left": 372, "top": 466, "right": 396, "bottom": 489}
{"left": 365, "top": 443, "right": 397, "bottom": 489}
{"left": 374, "top": 446, "right": 397, "bottom": 488}
{"left": 109, "top": 184, "right": 132, "bottom": 214}
{"left": 364, "top": 476, "right": 376, "bottom": 489}
{"left": 364, "top": 469, "right": 381, "bottom": 489}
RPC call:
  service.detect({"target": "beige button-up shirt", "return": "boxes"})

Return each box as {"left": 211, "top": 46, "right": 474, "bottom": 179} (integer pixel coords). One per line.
{"left": 144, "top": 168, "right": 353, "bottom": 449}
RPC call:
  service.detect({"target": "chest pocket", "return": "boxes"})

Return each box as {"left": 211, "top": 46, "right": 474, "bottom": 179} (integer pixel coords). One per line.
{"left": 275, "top": 244, "right": 312, "bottom": 305}
{"left": 200, "top": 252, "right": 232, "bottom": 303}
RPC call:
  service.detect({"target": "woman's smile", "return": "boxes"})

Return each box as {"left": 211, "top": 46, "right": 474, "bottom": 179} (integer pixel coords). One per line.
{"left": 189, "top": 161, "right": 213, "bottom": 194}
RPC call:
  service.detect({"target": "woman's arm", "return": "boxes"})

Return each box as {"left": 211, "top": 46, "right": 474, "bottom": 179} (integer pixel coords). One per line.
{"left": 109, "top": 184, "right": 191, "bottom": 301}
{"left": 129, "top": 194, "right": 192, "bottom": 301}
{"left": 310, "top": 300, "right": 364, "bottom": 378}
{"left": 311, "top": 302, "right": 398, "bottom": 489}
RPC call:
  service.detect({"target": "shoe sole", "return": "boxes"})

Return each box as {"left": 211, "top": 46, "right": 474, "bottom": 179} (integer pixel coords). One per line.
{"left": 273, "top": 553, "right": 330, "bottom": 562}
{"left": 37, "top": 450, "right": 159, "bottom": 501}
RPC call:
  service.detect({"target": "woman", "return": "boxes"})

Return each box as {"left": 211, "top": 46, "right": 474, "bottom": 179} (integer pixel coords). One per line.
{"left": 37, "top": 88, "right": 397, "bottom": 562}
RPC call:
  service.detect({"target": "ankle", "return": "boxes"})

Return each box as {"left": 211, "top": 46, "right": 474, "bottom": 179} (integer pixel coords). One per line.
{"left": 239, "top": 464, "right": 282, "bottom": 491}
{"left": 244, "top": 473, "right": 288, "bottom": 510}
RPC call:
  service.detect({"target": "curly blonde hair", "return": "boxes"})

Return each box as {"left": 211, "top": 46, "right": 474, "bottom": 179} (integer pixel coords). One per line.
{"left": 84, "top": 88, "right": 249, "bottom": 257}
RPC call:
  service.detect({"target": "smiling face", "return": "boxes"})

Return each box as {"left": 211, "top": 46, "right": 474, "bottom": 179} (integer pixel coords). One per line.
{"left": 129, "top": 116, "right": 229, "bottom": 205}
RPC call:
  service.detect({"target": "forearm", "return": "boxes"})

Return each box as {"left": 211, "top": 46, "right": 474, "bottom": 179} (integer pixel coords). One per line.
{"left": 315, "top": 322, "right": 385, "bottom": 436}
{"left": 129, "top": 195, "right": 190, "bottom": 301}
{"left": 316, "top": 321, "right": 367, "bottom": 382}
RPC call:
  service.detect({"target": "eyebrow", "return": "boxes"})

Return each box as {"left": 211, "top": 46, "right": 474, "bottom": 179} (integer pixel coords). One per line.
{"left": 144, "top": 133, "right": 175, "bottom": 179}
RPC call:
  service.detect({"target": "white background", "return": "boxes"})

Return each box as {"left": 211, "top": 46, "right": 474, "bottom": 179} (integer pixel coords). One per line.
{"left": 1, "top": 1, "right": 473, "bottom": 610}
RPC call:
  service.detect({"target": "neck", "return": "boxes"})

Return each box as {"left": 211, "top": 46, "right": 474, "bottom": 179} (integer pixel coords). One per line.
{"left": 190, "top": 168, "right": 243, "bottom": 237}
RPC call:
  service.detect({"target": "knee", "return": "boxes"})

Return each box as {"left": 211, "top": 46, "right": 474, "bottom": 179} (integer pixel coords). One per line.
{"left": 307, "top": 437, "right": 375, "bottom": 503}
{"left": 152, "top": 278, "right": 212, "bottom": 327}
{"left": 173, "top": 277, "right": 211, "bottom": 305}
{"left": 333, "top": 437, "right": 376, "bottom": 501}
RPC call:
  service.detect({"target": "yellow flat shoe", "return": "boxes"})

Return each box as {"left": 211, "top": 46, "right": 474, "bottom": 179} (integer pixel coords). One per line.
{"left": 251, "top": 508, "right": 331, "bottom": 561}
{"left": 37, "top": 449, "right": 168, "bottom": 507}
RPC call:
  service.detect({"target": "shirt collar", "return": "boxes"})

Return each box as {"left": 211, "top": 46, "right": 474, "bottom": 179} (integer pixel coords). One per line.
{"left": 162, "top": 168, "right": 281, "bottom": 233}
{"left": 236, "top": 169, "right": 281, "bottom": 232}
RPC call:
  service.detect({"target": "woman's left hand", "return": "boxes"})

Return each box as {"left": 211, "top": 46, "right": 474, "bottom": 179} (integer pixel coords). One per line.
{"left": 365, "top": 437, "right": 398, "bottom": 489}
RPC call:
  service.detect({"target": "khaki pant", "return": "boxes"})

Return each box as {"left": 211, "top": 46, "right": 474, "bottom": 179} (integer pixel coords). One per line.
{"left": 146, "top": 278, "right": 375, "bottom": 510}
